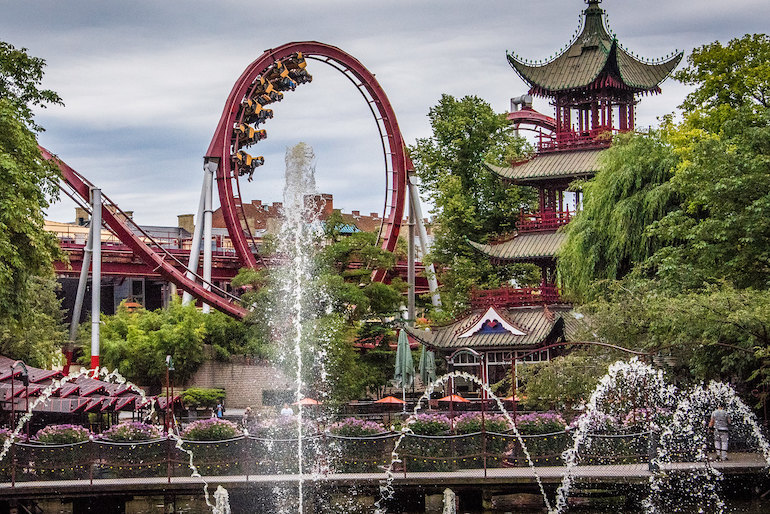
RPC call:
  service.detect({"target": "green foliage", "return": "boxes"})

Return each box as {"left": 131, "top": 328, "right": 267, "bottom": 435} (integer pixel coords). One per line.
{"left": 519, "top": 350, "right": 616, "bottom": 411}
{"left": 0, "top": 100, "right": 62, "bottom": 318}
{"left": 0, "top": 276, "right": 66, "bottom": 368}
{"left": 0, "top": 42, "right": 63, "bottom": 132}
{"left": 558, "top": 131, "right": 678, "bottom": 301}
{"left": 674, "top": 34, "right": 769, "bottom": 112}
{"left": 181, "top": 387, "right": 226, "bottom": 409}
{"left": 82, "top": 299, "right": 267, "bottom": 386}
{"left": 34, "top": 424, "right": 91, "bottom": 444}
{"left": 409, "top": 94, "right": 538, "bottom": 315}
{"left": 583, "top": 280, "right": 770, "bottom": 390}
{"left": 649, "top": 108, "right": 770, "bottom": 290}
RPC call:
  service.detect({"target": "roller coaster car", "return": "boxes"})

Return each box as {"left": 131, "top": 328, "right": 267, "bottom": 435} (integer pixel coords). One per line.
{"left": 233, "top": 151, "right": 264, "bottom": 181}
{"left": 255, "top": 90, "right": 283, "bottom": 105}
{"left": 263, "top": 61, "right": 289, "bottom": 83}
{"left": 284, "top": 53, "right": 307, "bottom": 71}
{"left": 272, "top": 76, "right": 298, "bottom": 92}
{"left": 234, "top": 124, "right": 267, "bottom": 146}
{"left": 289, "top": 69, "right": 312, "bottom": 85}
{"left": 251, "top": 76, "right": 276, "bottom": 96}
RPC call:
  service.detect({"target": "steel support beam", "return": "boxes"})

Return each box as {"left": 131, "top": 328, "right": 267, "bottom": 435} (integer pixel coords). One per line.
{"left": 90, "top": 188, "right": 102, "bottom": 372}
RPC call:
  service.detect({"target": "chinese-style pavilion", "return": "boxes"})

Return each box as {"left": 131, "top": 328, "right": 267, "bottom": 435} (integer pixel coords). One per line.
{"left": 406, "top": 0, "right": 681, "bottom": 396}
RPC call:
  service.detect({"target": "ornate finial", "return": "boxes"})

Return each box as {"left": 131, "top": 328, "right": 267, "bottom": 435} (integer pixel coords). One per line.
{"left": 585, "top": 0, "right": 602, "bottom": 4}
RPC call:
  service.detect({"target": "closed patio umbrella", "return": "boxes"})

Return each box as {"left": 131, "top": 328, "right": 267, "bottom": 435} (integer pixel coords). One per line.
{"left": 419, "top": 344, "right": 436, "bottom": 385}
{"left": 394, "top": 329, "right": 415, "bottom": 411}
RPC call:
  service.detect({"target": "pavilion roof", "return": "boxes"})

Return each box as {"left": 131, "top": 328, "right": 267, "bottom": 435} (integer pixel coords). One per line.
{"left": 486, "top": 149, "right": 604, "bottom": 185}
{"left": 404, "top": 305, "right": 574, "bottom": 350}
{"left": 507, "top": 0, "right": 681, "bottom": 95}
{"left": 468, "top": 231, "right": 566, "bottom": 262}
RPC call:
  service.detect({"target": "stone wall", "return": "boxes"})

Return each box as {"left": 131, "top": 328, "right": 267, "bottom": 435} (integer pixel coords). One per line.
{"left": 187, "top": 354, "right": 293, "bottom": 409}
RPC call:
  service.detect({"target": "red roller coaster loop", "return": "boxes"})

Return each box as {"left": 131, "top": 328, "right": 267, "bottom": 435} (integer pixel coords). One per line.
{"left": 43, "top": 41, "right": 408, "bottom": 319}
{"left": 206, "top": 41, "right": 407, "bottom": 279}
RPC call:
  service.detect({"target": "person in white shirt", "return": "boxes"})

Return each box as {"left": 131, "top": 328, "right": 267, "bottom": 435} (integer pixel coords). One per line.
{"left": 280, "top": 403, "right": 294, "bottom": 417}
{"left": 709, "top": 403, "right": 731, "bottom": 461}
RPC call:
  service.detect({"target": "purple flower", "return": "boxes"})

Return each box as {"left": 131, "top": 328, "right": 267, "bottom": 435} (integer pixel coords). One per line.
{"left": 329, "top": 417, "right": 385, "bottom": 436}
{"left": 102, "top": 421, "right": 161, "bottom": 441}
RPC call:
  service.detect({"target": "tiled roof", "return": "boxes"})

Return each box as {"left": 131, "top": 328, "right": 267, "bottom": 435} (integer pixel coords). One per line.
{"left": 486, "top": 149, "right": 604, "bottom": 184}
{"left": 469, "top": 231, "right": 566, "bottom": 261}
{"left": 507, "top": 1, "right": 681, "bottom": 94}
{"left": 405, "top": 305, "right": 574, "bottom": 350}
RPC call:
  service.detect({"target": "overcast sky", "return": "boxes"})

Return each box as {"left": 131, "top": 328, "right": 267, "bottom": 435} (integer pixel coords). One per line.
{"left": 3, "top": 0, "right": 768, "bottom": 226}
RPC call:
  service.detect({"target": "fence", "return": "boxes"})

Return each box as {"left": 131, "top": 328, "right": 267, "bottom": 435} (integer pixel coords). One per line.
{"left": 1, "top": 427, "right": 748, "bottom": 485}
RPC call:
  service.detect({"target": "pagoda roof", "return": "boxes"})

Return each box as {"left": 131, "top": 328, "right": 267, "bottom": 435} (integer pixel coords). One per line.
{"left": 469, "top": 231, "right": 566, "bottom": 261}
{"left": 507, "top": 1, "right": 681, "bottom": 95}
{"left": 486, "top": 149, "right": 604, "bottom": 184}
{"left": 404, "top": 305, "right": 574, "bottom": 350}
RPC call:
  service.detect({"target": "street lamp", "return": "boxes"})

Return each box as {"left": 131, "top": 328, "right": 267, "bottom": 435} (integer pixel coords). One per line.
{"left": 10, "top": 361, "right": 29, "bottom": 436}
{"left": 164, "top": 355, "right": 174, "bottom": 434}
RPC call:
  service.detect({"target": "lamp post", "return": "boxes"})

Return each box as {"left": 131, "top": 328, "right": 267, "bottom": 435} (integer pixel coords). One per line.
{"left": 10, "top": 361, "right": 29, "bottom": 433}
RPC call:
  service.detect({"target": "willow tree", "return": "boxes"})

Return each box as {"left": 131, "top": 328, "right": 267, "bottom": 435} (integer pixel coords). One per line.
{"left": 557, "top": 131, "right": 679, "bottom": 301}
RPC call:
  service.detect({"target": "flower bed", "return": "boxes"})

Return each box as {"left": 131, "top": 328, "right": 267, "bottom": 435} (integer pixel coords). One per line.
{"left": 181, "top": 418, "right": 241, "bottom": 441}
{"left": 328, "top": 418, "right": 390, "bottom": 472}
{"left": 34, "top": 424, "right": 91, "bottom": 444}
{"left": 328, "top": 417, "right": 385, "bottom": 437}
{"left": 101, "top": 422, "right": 161, "bottom": 442}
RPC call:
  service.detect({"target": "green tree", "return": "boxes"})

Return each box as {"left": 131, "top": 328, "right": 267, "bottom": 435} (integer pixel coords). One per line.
{"left": 557, "top": 131, "right": 679, "bottom": 300}
{"left": 0, "top": 42, "right": 63, "bottom": 318}
{"left": 674, "top": 34, "right": 769, "bottom": 113}
{"left": 409, "top": 94, "right": 538, "bottom": 314}
{"left": 0, "top": 276, "right": 66, "bottom": 367}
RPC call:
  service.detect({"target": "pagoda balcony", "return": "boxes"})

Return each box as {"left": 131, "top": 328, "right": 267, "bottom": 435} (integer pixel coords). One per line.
{"left": 470, "top": 285, "right": 562, "bottom": 310}
{"left": 538, "top": 127, "right": 616, "bottom": 153}
{"left": 517, "top": 209, "right": 571, "bottom": 233}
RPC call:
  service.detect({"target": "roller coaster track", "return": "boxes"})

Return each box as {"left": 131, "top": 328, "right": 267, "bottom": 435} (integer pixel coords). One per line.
{"left": 44, "top": 41, "right": 408, "bottom": 319}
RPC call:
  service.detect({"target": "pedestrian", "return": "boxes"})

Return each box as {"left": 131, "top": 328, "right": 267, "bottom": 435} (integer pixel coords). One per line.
{"left": 709, "top": 402, "right": 731, "bottom": 460}
{"left": 216, "top": 402, "right": 224, "bottom": 419}
{"left": 280, "top": 403, "right": 293, "bottom": 417}
{"left": 242, "top": 406, "right": 253, "bottom": 427}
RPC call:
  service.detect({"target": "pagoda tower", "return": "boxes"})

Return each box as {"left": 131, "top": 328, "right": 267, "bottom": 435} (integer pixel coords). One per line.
{"left": 404, "top": 0, "right": 681, "bottom": 399}
{"left": 469, "top": 0, "right": 682, "bottom": 303}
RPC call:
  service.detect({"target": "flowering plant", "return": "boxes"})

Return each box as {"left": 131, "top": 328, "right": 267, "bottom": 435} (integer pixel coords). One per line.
{"left": 454, "top": 412, "right": 510, "bottom": 434}
{"left": 570, "top": 410, "right": 620, "bottom": 433}
{"left": 252, "top": 415, "right": 317, "bottom": 439}
{"left": 406, "top": 413, "right": 451, "bottom": 435}
{"left": 515, "top": 411, "right": 567, "bottom": 435}
{"left": 34, "top": 424, "right": 92, "bottom": 444}
{"left": 181, "top": 418, "right": 241, "bottom": 441}
{"left": 101, "top": 421, "right": 162, "bottom": 442}
{"left": 328, "top": 417, "right": 385, "bottom": 437}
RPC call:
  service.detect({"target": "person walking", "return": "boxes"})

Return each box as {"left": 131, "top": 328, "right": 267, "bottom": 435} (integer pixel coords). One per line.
{"left": 709, "top": 403, "right": 731, "bottom": 460}
{"left": 216, "top": 402, "right": 224, "bottom": 419}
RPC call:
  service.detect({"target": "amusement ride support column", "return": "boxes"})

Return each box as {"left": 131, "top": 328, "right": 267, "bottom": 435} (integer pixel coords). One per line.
{"left": 67, "top": 221, "right": 93, "bottom": 375}
{"left": 407, "top": 198, "right": 416, "bottom": 323}
{"left": 408, "top": 175, "right": 441, "bottom": 307}
{"left": 202, "top": 160, "right": 215, "bottom": 314}
{"left": 182, "top": 161, "right": 215, "bottom": 306}
{"left": 90, "top": 188, "right": 102, "bottom": 372}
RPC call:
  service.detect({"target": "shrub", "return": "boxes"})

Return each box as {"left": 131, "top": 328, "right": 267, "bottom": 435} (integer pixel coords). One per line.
{"left": 454, "top": 412, "right": 510, "bottom": 434}
{"left": 181, "top": 418, "right": 241, "bottom": 441}
{"left": 181, "top": 387, "right": 226, "bottom": 409}
{"left": 101, "top": 421, "right": 162, "bottom": 442}
{"left": 34, "top": 424, "right": 91, "bottom": 444}
{"left": 406, "top": 413, "right": 451, "bottom": 435}
{"left": 252, "top": 415, "right": 317, "bottom": 440}
{"left": 515, "top": 411, "right": 567, "bottom": 435}
{"left": 328, "top": 417, "right": 385, "bottom": 437}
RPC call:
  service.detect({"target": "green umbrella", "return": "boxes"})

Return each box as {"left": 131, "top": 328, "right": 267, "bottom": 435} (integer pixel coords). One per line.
{"left": 419, "top": 344, "right": 436, "bottom": 385}
{"left": 394, "top": 329, "right": 415, "bottom": 407}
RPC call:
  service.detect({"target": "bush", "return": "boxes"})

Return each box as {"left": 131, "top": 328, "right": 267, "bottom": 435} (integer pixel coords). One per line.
{"left": 515, "top": 411, "right": 567, "bottom": 435}
{"left": 181, "top": 418, "right": 240, "bottom": 441}
{"left": 454, "top": 412, "right": 510, "bottom": 434}
{"left": 101, "top": 422, "right": 162, "bottom": 442}
{"left": 34, "top": 424, "right": 91, "bottom": 444}
{"left": 328, "top": 418, "right": 385, "bottom": 437}
{"left": 406, "top": 413, "right": 451, "bottom": 435}
{"left": 181, "top": 387, "right": 226, "bottom": 409}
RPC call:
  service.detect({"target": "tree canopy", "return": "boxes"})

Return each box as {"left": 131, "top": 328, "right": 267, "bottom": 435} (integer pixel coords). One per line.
{"left": 0, "top": 42, "right": 63, "bottom": 319}
{"left": 409, "top": 94, "right": 538, "bottom": 316}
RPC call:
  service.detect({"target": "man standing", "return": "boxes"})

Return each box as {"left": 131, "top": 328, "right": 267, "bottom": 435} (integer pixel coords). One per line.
{"left": 709, "top": 403, "right": 731, "bottom": 461}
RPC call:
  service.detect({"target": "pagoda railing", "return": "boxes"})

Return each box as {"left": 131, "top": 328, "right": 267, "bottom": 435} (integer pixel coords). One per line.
{"left": 517, "top": 209, "right": 571, "bottom": 233}
{"left": 539, "top": 127, "right": 615, "bottom": 153}
{"left": 470, "top": 286, "right": 562, "bottom": 309}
